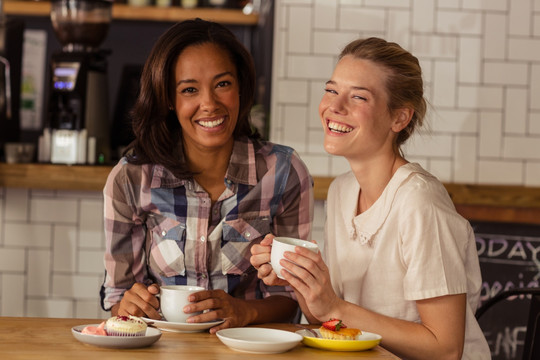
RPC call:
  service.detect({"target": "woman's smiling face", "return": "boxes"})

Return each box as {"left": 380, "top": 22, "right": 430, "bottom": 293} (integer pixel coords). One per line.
{"left": 319, "top": 55, "right": 399, "bottom": 161}
{"left": 174, "top": 42, "right": 240, "bottom": 153}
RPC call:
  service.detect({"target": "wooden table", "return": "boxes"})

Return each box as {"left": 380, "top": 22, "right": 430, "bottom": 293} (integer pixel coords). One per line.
{"left": 0, "top": 317, "right": 401, "bottom": 359}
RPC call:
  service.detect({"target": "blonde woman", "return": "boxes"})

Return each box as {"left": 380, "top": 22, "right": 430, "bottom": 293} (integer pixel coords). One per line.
{"left": 251, "top": 37, "right": 490, "bottom": 359}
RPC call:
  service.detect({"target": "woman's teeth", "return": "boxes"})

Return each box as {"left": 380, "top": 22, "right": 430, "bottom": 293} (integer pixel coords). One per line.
{"left": 199, "top": 118, "right": 224, "bottom": 128}
{"left": 328, "top": 121, "right": 353, "bottom": 133}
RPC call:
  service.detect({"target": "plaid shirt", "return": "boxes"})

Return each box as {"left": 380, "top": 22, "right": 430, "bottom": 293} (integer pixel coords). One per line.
{"left": 100, "top": 137, "right": 313, "bottom": 310}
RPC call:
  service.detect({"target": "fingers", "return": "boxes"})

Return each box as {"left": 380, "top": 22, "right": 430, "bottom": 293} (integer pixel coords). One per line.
{"left": 250, "top": 235, "right": 287, "bottom": 286}
{"left": 209, "top": 319, "right": 231, "bottom": 334}
{"left": 250, "top": 250, "right": 270, "bottom": 269}
{"left": 133, "top": 283, "right": 161, "bottom": 309}
{"left": 257, "top": 263, "right": 273, "bottom": 278}
{"left": 285, "top": 247, "right": 325, "bottom": 273}
{"left": 261, "top": 233, "right": 275, "bottom": 245}
{"left": 183, "top": 290, "right": 224, "bottom": 323}
{"left": 250, "top": 235, "right": 273, "bottom": 268}
{"left": 117, "top": 283, "right": 161, "bottom": 319}
{"left": 279, "top": 251, "right": 328, "bottom": 298}
{"left": 147, "top": 283, "right": 160, "bottom": 294}
{"left": 187, "top": 289, "right": 215, "bottom": 303}
{"left": 295, "top": 245, "right": 322, "bottom": 261}
{"left": 250, "top": 234, "right": 274, "bottom": 259}
{"left": 253, "top": 261, "right": 291, "bottom": 287}
{"left": 182, "top": 290, "right": 250, "bottom": 328}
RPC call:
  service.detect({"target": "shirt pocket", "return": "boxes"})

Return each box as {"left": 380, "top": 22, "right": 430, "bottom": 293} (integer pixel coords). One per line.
{"left": 146, "top": 214, "right": 186, "bottom": 277}
{"left": 221, "top": 216, "right": 271, "bottom": 275}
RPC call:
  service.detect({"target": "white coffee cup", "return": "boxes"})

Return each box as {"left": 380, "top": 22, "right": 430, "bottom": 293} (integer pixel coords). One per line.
{"left": 159, "top": 285, "right": 205, "bottom": 323}
{"left": 270, "top": 237, "right": 319, "bottom": 280}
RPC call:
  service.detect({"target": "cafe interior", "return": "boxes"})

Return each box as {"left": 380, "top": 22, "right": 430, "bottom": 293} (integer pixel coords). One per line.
{"left": 0, "top": 0, "right": 540, "bottom": 359}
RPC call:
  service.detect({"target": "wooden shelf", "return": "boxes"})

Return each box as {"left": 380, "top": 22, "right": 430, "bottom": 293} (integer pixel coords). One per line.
{"left": 314, "top": 176, "right": 540, "bottom": 225}
{"left": 314, "top": 176, "right": 540, "bottom": 209}
{"left": 0, "top": 163, "right": 113, "bottom": 191}
{"left": 2, "top": 164, "right": 539, "bottom": 224}
{"left": 4, "top": 1, "right": 259, "bottom": 25}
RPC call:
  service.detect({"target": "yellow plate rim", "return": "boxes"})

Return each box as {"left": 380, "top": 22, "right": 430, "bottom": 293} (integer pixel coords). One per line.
{"left": 295, "top": 329, "right": 381, "bottom": 352}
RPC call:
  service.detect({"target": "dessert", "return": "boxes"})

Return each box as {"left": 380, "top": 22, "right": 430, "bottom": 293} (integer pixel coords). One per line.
{"left": 319, "top": 318, "right": 362, "bottom": 340}
{"left": 105, "top": 315, "right": 147, "bottom": 337}
{"left": 81, "top": 321, "right": 107, "bottom": 336}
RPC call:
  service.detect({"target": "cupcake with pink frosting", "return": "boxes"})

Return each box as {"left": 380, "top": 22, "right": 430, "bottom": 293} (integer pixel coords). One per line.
{"left": 105, "top": 315, "right": 147, "bottom": 337}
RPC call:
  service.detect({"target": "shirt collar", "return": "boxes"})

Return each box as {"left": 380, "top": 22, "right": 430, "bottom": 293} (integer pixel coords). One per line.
{"left": 350, "top": 163, "right": 426, "bottom": 246}
{"left": 225, "top": 136, "right": 258, "bottom": 187}
{"left": 150, "top": 136, "right": 258, "bottom": 189}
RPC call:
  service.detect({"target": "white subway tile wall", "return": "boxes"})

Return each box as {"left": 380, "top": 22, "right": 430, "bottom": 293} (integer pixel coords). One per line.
{"left": 2, "top": 0, "right": 539, "bottom": 319}
{"left": 0, "top": 188, "right": 108, "bottom": 318}
{"left": 271, "top": 0, "right": 540, "bottom": 186}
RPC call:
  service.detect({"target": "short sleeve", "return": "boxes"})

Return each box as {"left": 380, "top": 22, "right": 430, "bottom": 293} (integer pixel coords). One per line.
{"left": 398, "top": 177, "right": 471, "bottom": 301}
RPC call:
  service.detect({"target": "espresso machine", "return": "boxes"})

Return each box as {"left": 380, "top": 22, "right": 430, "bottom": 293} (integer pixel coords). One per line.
{"left": 0, "top": 0, "right": 24, "bottom": 159}
{"left": 45, "top": 0, "right": 112, "bottom": 164}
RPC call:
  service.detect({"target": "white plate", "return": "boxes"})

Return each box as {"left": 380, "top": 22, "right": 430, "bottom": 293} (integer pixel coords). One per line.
{"left": 71, "top": 324, "right": 161, "bottom": 349}
{"left": 216, "top": 327, "right": 302, "bottom": 354}
{"left": 141, "top": 317, "right": 224, "bottom": 333}
{"left": 295, "top": 329, "right": 382, "bottom": 351}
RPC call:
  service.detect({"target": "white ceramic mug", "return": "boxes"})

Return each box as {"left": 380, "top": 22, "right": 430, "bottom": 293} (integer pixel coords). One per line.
{"left": 159, "top": 285, "right": 205, "bottom": 323}
{"left": 270, "top": 237, "right": 319, "bottom": 280}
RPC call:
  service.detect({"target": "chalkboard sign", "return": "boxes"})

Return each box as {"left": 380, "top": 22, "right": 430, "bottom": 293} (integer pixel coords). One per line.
{"left": 473, "top": 221, "right": 540, "bottom": 360}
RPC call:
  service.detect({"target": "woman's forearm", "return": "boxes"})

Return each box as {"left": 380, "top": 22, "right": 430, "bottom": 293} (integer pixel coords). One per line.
{"left": 246, "top": 295, "right": 299, "bottom": 324}
{"left": 293, "top": 289, "right": 319, "bottom": 324}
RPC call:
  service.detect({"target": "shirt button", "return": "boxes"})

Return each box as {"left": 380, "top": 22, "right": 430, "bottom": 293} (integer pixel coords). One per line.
{"left": 244, "top": 232, "right": 251, "bottom": 239}
{"left": 200, "top": 236, "right": 206, "bottom": 242}
{"left": 161, "top": 230, "right": 167, "bottom": 236}
{"left": 202, "top": 274, "right": 207, "bottom": 279}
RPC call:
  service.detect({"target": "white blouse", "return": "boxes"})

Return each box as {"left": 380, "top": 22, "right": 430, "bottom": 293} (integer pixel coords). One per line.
{"left": 324, "top": 163, "right": 490, "bottom": 359}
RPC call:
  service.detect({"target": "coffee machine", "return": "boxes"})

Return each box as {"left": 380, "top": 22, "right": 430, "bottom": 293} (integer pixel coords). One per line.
{"left": 0, "top": 0, "right": 25, "bottom": 159}
{"left": 45, "top": 0, "right": 112, "bottom": 164}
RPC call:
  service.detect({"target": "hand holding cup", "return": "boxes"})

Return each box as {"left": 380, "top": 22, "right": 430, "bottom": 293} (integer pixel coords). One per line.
{"left": 159, "top": 285, "right": 205, "bottom": 323}
{"left": 270, "top": 237, "right": 319, "bottom": 280}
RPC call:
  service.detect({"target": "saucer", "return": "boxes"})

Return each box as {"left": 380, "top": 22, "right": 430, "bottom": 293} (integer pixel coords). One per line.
{"left": 216, "top": 327, "right": 302, "bottom": 354}
{"left": 141, "top": 317, "right": 224, "bottom": 333}
{"left": 72, "top": 324, "right": 161, "bottom": 349}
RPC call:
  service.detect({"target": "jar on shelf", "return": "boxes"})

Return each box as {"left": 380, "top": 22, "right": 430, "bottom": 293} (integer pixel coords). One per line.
{"left": 127, "top": 0, "right": 151, "bottom": 6}
{"left": 155, "top": 0, "right": 172, "bottom": 6}
{"left": 203, "top": 0, "right": 228, "bottom": 8}
{"left": 181, "top": 0, "right": 198, "bottom": 8}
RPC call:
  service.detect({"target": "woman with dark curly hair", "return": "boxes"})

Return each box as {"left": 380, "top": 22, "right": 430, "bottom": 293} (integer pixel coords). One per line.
{"left": 101, "top": 19, "right": 313, "bottom": 334}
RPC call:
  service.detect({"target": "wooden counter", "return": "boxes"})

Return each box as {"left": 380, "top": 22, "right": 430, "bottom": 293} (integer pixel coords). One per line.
{"left": 4, "top": 0, "right": 259, "bottom": 25}
{"left": 0, "top": 317, "right": 401, "bottom": 359}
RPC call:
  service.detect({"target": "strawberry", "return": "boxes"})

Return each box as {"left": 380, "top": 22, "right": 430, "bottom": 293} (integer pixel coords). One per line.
{"left": 322, "top": 318, "right": 347, "bottom": 331}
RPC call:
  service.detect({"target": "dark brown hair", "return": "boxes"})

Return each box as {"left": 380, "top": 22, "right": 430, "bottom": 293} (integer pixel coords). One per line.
{"left": 340, "top": 37, "right": 426, "bottom": 148}
{"left": 125, "top": 18, "right": 258, "bottom": 178}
